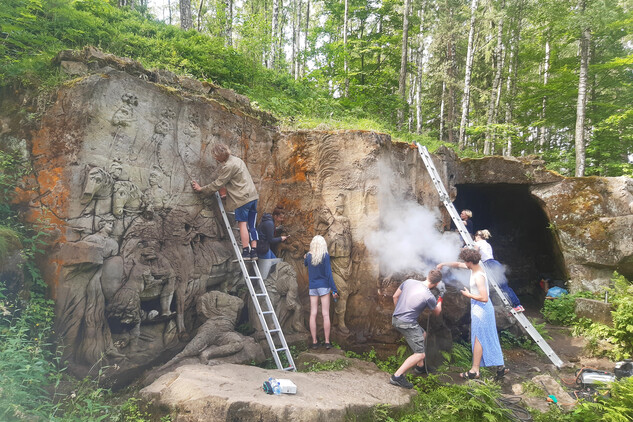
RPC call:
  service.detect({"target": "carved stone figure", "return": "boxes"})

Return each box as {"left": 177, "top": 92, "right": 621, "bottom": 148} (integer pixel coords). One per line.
{"left": 264, "top": 261, "right": 306, "bottom": 334}
{"left": 125, "top": 239, "right": 176, "bottom": 318}
{"left": 159, "top": 291, "right": 264, "bottom": 370}
{"left": 56, "top": 216, "right": 125, "bottom": 367}
{"left": 161, "top": 209, "right": 196, "bottom": 336}
{"left": 144, "top": 167, "right": 171, "bottom": 213}
{"left": 317, "top": 196, "right": 355, "bottom": 334}
{"left": 111, "top": 93, "right": 138, "bottom": 127}
{"left": 81, "top": 166, "right": 114, "bottom": 218}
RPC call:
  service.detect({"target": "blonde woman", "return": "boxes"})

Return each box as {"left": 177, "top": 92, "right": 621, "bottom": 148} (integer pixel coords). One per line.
{"left": 474, "top": 230, "right": 524, "bottom": 312}
{"left": 304, "top": 235, "right": 339, "bottom": 349}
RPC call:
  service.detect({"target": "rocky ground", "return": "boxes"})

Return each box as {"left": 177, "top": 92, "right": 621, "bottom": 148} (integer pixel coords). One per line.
{"left": 140, "top": 303, "right": 617, "bottom": 421}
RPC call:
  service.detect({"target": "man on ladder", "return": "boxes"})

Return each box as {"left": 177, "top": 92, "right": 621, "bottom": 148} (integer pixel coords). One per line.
{"left": 191, "top": 143, "right": 259, "bottom": 261}
{"left": 191, "top": 143, "right": 295, "bottom": 371}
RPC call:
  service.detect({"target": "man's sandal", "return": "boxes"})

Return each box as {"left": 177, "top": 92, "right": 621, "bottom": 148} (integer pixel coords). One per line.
{"left": 459, "top": 371, "right": 479, "bottom": 379}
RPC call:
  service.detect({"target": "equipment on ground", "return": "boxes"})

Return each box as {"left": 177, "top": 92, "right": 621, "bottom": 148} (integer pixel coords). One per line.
{"left": 215, "top": 192, "right": 295, "bottom": 371}
{"left": 614, "top": 359, "right": 633, "bottom": 379}
{"left": 576, "top": 368, "right": 616, "bottom": 387}
{"left": 415, "top": 142, "right": 564, "bottom": 368}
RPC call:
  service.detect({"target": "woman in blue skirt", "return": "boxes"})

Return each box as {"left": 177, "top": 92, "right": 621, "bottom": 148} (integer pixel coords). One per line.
{"left": 438, "top": 248, "right": 508, "bottom": 380}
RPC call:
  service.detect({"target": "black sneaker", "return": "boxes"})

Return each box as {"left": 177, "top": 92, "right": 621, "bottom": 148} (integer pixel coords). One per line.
{"left": 250, "top": 249, "right": 258, "bottom": 261}
{"left": 241, "top": 248, "right": 251, "bottom": 261}
{"left": 412, "top": 365, "right": 426, "bottom": 375}
{"left": 390, "top": 374, "right": 413, "bottom": 389}
{"left": 309, "top": 342, "right": 319, "bottom": 350}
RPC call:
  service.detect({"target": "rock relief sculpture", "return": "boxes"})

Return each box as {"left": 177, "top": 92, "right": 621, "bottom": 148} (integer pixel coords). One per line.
{"left": 264, "top": 262, "right": 306, "bottom": 334}
{"left": 316, "top": 194, "right": 356, "bottom": 335}
{"left": 158, "top": 290, "right": 264, "bottom": 370}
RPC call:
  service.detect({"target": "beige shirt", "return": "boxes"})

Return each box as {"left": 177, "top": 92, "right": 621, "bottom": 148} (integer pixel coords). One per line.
{"left": 200, "top": 155, "right": 258, "bottom": 210}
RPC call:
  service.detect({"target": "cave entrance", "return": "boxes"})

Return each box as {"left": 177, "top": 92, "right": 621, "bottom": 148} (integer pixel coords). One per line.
{"left": 452, "top": 183, "right": 566, "bottom": 309}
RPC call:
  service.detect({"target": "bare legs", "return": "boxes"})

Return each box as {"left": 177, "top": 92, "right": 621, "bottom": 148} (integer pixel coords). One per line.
{"left": 394, "top": 352, "right": 425, "bottom": 377}
{"left": 470, "top": 337, "right": 483, "bottom": 375}
{"left": 309, "top": 293, "right": 332, "bottom": 344}
{"left": 238, "top": 221, "right": 249, "bottom": 248}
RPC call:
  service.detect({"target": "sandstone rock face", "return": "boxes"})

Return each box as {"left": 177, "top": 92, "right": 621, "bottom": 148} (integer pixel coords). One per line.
{"left": 531, "top": 177, "right": 633, "bottom": 291}
{"left": 140, "top": 362, "right": 415, "bottom": 422}
{"left": 1, "top": 48, "right": 633, "bottom": 389}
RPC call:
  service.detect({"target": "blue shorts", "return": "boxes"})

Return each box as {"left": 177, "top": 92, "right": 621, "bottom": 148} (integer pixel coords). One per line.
{"left": 234, "top": 199, "right": 258, "bottom": 241}
{"left": 309, "top": 287, "right": 331, "bottom": 297}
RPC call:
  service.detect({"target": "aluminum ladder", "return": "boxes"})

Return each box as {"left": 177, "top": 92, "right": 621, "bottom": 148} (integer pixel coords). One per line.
{"left": 214, "top": 192, "right": 296, "bottom": 371}
{"left": 415, "top": 143, "right": 564, "bottom": 368}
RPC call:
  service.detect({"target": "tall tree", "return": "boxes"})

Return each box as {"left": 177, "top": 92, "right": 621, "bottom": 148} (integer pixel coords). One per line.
{"left": 343, "top": 0, "right": 349, "bottom": 96}
{"left": 397, "top": 0, "right": 412, "bottom": 129}
{"left": 180, "top": 0, "right": 193, "bottom": 30}
{"left": 538, "top": 37, "right": 550, "bottom": 151}
{"left": 271, "top": 0, "right": 280, "bottom": 68}
{"left": 459, "top": 0, "right": 478, "bottom": 149}
{"left": 484, "top": 1, "right": 505, "bottom": 155}
{"left": 574, "top": 0, "right": 590, "bottom": 176}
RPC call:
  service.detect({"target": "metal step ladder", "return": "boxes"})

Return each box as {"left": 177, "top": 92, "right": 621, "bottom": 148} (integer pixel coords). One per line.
{"left": 214, "top": 192, "right": 296, "bottom": 371}
{"left": 415, "top": 143, "right": 564, "bottom": 368}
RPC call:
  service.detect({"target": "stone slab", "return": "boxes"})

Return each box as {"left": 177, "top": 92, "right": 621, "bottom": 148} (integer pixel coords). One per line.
{"left": 140, "top": 363, "right": 415, "bottom": 421}
{"left": 575, "top": 298, "right": 613, "bottom": 326}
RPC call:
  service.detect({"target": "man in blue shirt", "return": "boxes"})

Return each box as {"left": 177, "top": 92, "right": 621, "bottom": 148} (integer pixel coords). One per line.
{"left": 390, "top": 269, "right": 443, "bottom": 389}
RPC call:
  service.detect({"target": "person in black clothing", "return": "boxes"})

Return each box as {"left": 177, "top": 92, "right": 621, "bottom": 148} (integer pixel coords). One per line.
{"left": 256, "top": 207, "right": 288, "bottom": 259}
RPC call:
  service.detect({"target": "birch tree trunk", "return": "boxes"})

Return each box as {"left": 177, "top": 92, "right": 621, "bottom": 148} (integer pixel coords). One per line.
{"left": 575, "top": 21, "right": 590, "bottom": 177}
{"left": 291, "top": 0, "right": 297, "bottom": 78}
{"left": 271, "top": 0, "right": 280, "bottom": 69}
{"left": 397, "top": 0, "right": 412, "bottom": 129}
{"left": 484, "top": 9, "right": 504, "bottom": 155}
{"left": 180, "top": 0, "right": 193, "bottom": 30}
{"left": 439, "top": 81, "right": 446, "bottom": 140}
{"left": 504, "top": 1, "right": 522, "bottom": 156}
{"left": 303, "top": 0, "right": 309, "bottom": 78}
{"left": 458, "top": 0, "right": 478, "bottom": 149}
{"left": 416, "top": 4, "right": 426, "bottom": 135}
{"left": 226, "top": 0, "right": 233, "bottom": 46}
{"left": 538, "top": 38, "right": 551, "bottom": 151}
{"left": 343, "top": 0, "right": 349, "bottom": 97}
{"left": 447, "top": 38, "right": 457, "bottom": 144}
{"left": 295, "top": 0, "right": 302, "bottom": 79}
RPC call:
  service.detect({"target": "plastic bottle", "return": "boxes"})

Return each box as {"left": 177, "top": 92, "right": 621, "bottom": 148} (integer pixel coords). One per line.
{"left": 273, "top": 381, "right": 281, "bottom": 395}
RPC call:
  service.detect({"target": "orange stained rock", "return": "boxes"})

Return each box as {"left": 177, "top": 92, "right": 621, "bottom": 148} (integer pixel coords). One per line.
{"left": 37, "top": 167, "right": 69, "bottom": 217}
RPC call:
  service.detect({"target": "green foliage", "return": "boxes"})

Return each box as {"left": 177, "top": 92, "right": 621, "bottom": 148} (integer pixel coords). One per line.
{"left": 0, "top": 318, "right": 58, "bottom": 419}
{"left": 567, "top": 376, "right": 633, "bottom": 422}
{"left": 543, "top": 273, "right": 633, "bottom": 360}
{"left": 438, "top": 341, "right": 473, "bottom": 371}
{"left": 301, "top": 358, "right": 350, "bottom": 372}
{"left": 541, "top": 291, "right": 595, "bottom": 325}
{"left": 345, "top": 345, "right": 408, "bottom": 375}
{"left": 499, "top": 328, "right": 546, "bottom": 354}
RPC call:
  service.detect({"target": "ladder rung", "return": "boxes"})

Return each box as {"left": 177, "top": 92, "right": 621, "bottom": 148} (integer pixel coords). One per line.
{"left": 255, "top": 293, "right": 267, "bottom": 297}
{"left": 275, "top": 347, "right": 287, "bottom": 352}
{"left": 283, "top": 366, "right": 294, "bottom": 371}
{"left": 269, "top": 329, "right": 281, "bottom": 333}
{"left": 262, "top": 311, "right": 274, "bottom": 315}
{"left": 250, "top": 276, "right": 260, "bottom": 280}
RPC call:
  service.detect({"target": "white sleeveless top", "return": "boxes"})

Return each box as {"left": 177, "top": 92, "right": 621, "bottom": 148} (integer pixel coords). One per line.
{"left": 469, "top": 270, "right": 488, "bottom": 297}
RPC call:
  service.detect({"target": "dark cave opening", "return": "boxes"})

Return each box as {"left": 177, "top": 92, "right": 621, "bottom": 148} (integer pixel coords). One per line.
{"left": 452, "top": 184, "right": 567, "bottom": 309}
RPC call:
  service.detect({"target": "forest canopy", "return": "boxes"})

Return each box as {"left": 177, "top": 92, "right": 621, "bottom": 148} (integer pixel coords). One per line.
{"left": 1, "top": 0, "right": 632, "bottom": 176}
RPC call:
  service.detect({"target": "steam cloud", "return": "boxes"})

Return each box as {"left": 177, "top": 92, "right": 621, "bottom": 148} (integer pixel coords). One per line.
{"left": 364, "top": 160, "right": 467, "bottom": 284}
